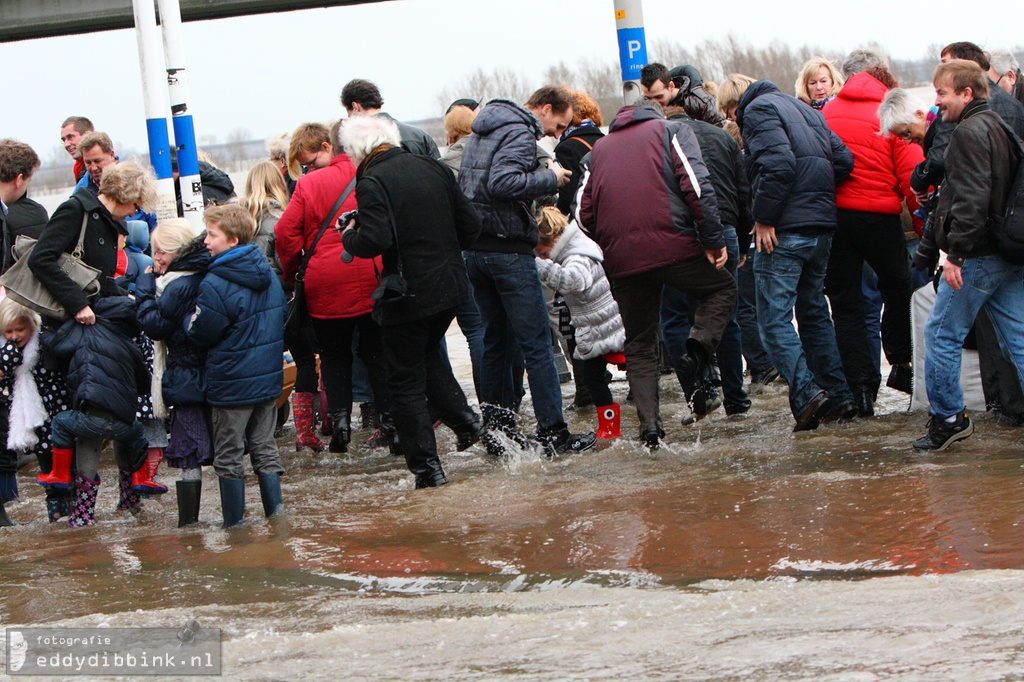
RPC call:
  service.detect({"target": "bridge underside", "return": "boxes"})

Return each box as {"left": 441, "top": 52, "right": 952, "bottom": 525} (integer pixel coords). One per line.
{"left": 0, "top": 0, "right": 389, "bottom": 43}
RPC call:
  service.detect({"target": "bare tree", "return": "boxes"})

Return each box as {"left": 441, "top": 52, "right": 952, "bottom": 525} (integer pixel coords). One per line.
{"left": 435, "top": 67, "right": 534, "bottom": 113}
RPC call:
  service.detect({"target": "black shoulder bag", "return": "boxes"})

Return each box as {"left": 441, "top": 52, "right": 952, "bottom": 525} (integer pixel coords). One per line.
{"left": 284, "top": 178, "right": 356, "bottom": 335}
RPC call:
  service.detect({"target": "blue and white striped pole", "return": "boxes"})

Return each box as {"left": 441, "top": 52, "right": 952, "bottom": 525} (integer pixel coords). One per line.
{"left": 157, "top": 0, "right": 204, "bottom": 231}
{"left": 132, "top": 0, "right": 176, "bottom": 222}
{"left": 613, "top": 0, "right": 648, "bottom": 105}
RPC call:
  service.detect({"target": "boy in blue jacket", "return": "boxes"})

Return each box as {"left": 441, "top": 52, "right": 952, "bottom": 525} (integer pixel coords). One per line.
{"left": 186, "top": 205, "right": 287, "bottom": 527}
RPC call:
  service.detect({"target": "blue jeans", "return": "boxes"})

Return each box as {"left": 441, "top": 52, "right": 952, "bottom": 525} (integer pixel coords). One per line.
{"left": 924, "top": 255, "right": 1024, "bottom": 419}
{"left": 464, "top": 250, "right": 565, "bottom": 432}
{"left": 50, "top": 410, "right": 148, "bottom": 476}
{"left": 754, "top": 232, "right": 853, "bottom": 417}
{"left": 737, "top": 244, "right": 774, "bottom": 374}
{"left": 661, "top": 227, "right": 750, "bottom": 414}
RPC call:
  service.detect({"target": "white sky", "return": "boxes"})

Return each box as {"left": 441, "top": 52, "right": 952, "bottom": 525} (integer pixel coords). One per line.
{"left": 0, "top": 0, "right": 1018, "bottom": 165}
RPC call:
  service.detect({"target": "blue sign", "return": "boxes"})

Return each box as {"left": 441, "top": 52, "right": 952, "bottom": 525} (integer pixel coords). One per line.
{"left": 617, "top": 27, "right": 647, "bottom": 81}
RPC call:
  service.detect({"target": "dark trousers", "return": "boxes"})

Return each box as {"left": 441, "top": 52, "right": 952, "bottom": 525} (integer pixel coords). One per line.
{"left": 612, "top": 257, "right": 736, "bottom": 434}
{"left": 284, "top": 322, "right": 319, "bottom": 394}
{"left": 736, "top": 246, "right": 774, "bottom": 375}
{"left": 825, "top": 210, "right": 913, "bottom": 393}
{"left": 381, "top": 309, "right": 476, "bottom": 477}
{"left": 310, "top": 315, "right": 389, "bottom": 416}
{"left": 976, "top": 305, "right": 1024, "bottom": 416}
{"left": 579, "top": 355, "right": 613, "bottom": 407}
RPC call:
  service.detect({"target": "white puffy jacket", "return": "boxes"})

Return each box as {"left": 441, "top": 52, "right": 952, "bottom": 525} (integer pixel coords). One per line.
{"left": 536, "top": 220, "right": 625, "bottom": 360}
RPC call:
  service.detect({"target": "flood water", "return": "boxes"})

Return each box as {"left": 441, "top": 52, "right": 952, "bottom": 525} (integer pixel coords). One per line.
{"left": 1, "top": 327, "right": 1023, "bottom": 680}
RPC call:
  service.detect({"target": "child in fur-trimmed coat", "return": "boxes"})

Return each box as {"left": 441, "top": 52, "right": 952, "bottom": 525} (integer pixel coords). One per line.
{"left": 535, "top": 207, "right": 626, "bottom": 438}
{"left": 0, "top": 297, "right": 71, "bottom": 524}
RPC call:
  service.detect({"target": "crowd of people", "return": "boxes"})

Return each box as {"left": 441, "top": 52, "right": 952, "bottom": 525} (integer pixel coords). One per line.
{"left": 0, "top": 40, "right": 1022, "bottom": 529}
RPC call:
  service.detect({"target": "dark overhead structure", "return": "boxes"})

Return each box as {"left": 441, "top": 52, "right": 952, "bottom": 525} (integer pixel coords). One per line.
{"left": 0, "top": 0, "right": 389, "bottom": 43}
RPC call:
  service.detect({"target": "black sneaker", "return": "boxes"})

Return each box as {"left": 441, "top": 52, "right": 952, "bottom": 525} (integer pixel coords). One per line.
{"left": 682, "top": 392, "right": 723, "bottom": 425}
{"left": 750, "top": 367, "right": 780, "bottom": 386}
{"left": 913, "top": 412, "right": 974, "bottom": 451}
{"left": 887, "top": 365, "right": 914, "bottom": 395}
{"left": 539, "top": 429, "right": 597, "bottom": 456}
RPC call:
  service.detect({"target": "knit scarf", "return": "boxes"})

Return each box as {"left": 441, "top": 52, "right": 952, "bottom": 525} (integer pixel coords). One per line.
{"left": 150, "top": 270, "right": 191, "bottom": 419}
{"left": 7, "top": 332, "right": 47, "bottom": 452}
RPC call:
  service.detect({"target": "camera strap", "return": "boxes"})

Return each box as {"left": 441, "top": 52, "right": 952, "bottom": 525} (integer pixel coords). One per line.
{"left": 295, "top": 177, "right": 356, "bottom": 283}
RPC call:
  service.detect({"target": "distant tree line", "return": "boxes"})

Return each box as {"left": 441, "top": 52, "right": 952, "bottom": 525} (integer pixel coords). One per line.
{"left": 436, "top": 35, "right": 1024, "bottom": 127}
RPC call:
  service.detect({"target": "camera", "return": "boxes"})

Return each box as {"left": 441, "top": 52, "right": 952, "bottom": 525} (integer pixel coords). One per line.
{"left": 337, "top": 209, "right": 359, "bottom": 230}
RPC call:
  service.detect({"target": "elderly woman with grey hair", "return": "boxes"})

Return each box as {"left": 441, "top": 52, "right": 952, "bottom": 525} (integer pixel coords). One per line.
{"left": 988, "top": 49, "right": 1024, "bottom": 105}
{"left": 339, "top": 115, "right": 485, "bottom": 489}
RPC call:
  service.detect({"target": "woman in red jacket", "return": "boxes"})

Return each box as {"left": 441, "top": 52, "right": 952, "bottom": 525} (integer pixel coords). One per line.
{"left": 823, "top": 67, "right": 924, "bottom": 416}
{"left": 274, "top": 122, "right": 388, "bottom": 453}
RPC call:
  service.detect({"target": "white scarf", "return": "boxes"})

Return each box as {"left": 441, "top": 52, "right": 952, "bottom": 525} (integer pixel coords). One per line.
{"left": 150, "top": 270, "right": 191, "bottom": 420}
{"left": 7, "top": 332, "right": 47, "bottom": 452}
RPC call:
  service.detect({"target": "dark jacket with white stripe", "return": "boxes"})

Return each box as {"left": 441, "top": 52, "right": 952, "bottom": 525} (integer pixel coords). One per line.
{"left": 578, "top": 104, "right": 725, "bottom": 279}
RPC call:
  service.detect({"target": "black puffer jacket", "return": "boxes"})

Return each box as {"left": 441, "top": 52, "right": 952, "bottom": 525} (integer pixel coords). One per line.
{"left": 459, "top": 99, "right": 558, "bottom": 254}
{"left": 28, "top": 188, "right": 123, "bottom": 320}
{"left": 736, "top": 80, "right": 854, "bottom": 233}
{"left": 342, "top": 146, "right": 482, "bottom": 326}
{"left": 135, "top": 234, "right": 210, "bottom": 406}
{"left": 44, "top": 296, "right": 150, "bottom": 424}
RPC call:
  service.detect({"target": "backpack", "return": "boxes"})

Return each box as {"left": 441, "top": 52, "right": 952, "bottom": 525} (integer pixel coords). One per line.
{"left": 989, "top": 122, "right": 1024, "bottom": 264}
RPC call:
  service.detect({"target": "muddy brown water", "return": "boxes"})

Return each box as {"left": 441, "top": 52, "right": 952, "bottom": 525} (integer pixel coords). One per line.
{"left": 1, "top": 338, "right": 1023, "bottom": 680}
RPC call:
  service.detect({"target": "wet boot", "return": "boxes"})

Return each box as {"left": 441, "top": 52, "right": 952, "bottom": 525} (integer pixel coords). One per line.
{"left": 328, "top": 410, "right": 351, "bottom": 454}
{"left": 218, "top": 477, "right": 246, "bottom": 528}
{"left": 139, "top": 447, "right": 165, "bottom": 498}
{"left": 675, "top": 341, "right": 718, "bottom": 420}
{"left": 0, "top": 498, "right": 13, "bottom": 527}
{"left": 413, "top": 458, "right": 449, "bottom": 489}
{"left": 67, "top": 473, "right": 100, "bottom": 528}
{"left": 293, "top": 392, "right": 326, "bottom": 452}
{"left": 0, "top": 471, "right": 19, "bottom": 503}
{"left": 359, "top": 402, "right": 378, "bottom": 430}
{"left": 45, "top": 487, "right": 72, "bottom": 523}
{"left": 131, "top": 460, "right": 168, "bottom": 494}
{"left": 116, "top": 469, "right": 142, "bottom": 514}
{"left": 596, "top": 404, "right": 621, "bottom": 439}
{"left": 481, "top": 405, "right": 530, "bottom": 457}
{"left": 446, "top": 410, "right": 487, "bottom": 451}
{"left": 37, "top": 446, "right": 73, "bottom": 489}
{"left": 176, "top": 479, "right": 202, "bottom": 527}
{"left": 257, "top": 472, "right": 283, "bottom": 517}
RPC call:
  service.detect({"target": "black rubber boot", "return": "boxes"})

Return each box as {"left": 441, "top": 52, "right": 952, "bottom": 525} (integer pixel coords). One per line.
{"left": 218, "top": 477, "right": 245, "bottom": 528}
{"left": 328, "top": 410, "right": 351, "bottom": 454}
{"left": 413, "top": 458, "right": 449, "bottom": 489}
{"left": 0, "top": 498, "right": 13, "bottom": 527}
{"left": 446, "top": 410, "right": 487, "bottom": 451}
{"left": 176, "top": 479, "right": 202, "bottom": 527}
{"left": 257, "top": 472, "right": 283, "bottom": 517}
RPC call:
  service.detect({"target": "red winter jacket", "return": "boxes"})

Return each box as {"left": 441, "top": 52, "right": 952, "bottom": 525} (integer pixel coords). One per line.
{"left": 274, "top": 154, "right": 380, "bottom": 319}
{"left": 824, "top": 73, "right": 924, "bottom": 216}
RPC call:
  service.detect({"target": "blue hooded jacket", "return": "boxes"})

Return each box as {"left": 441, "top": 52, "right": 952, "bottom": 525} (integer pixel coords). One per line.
{"left": 736, "top": 80, "right": 854, "bottom": 233}
{"left": 186, "top": 243, "right": 286, "bottom": 407}
{"left": 459, "top": 99, "right": 558, "bottom": 253}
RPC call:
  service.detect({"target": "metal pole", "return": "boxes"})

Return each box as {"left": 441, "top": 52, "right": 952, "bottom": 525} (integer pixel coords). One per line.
{"left": 157, "top": 0, "right": 204, "bottom": 231}
{"left": 132, "top": 0, "right": 177, "bottom": 223}
{"left": 613, "top": 0, "right": 648, "bottom": 105}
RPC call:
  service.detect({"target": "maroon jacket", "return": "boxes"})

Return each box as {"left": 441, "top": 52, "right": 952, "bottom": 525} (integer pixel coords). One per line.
{"left": 579, "top": 105, "right": 724, "bottom": 279}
